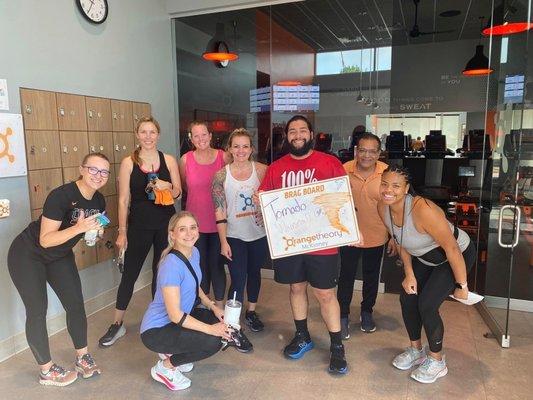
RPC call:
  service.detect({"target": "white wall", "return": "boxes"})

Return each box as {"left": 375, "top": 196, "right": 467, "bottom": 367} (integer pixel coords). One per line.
{"left": 0, "top": 0, "right": 176, "bottom": 358}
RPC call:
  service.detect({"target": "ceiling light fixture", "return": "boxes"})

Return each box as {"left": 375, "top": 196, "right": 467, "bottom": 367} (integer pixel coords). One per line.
{"left": 483, "top": 2, "right": 533, "bottom": 36}
{"left": 202, "top": 22, "right": 239, "bottom": 67}
{"left": 356, "top": 40, "right": 365, "bottom": 103}
{"left": 463, "top": 18, "right": 493, "bottom": 76}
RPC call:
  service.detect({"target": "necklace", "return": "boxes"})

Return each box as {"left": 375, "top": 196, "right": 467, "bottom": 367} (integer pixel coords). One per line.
{"left": 388, "top": 198, "right": 406, "bottom": 267}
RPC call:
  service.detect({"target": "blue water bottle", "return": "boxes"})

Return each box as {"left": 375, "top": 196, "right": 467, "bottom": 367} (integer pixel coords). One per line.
{"left": 146, "top": 172, "right": 158, "bottom": 200}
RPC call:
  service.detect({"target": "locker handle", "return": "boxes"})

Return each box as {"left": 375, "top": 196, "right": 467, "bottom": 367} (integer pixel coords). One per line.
{"left": 88, "top": 110, "right": 94, "bottom": 118}
{"left": 97, "top": 112, "right": 102, "bottom": 118}
{"left": 30, "top": 145, "right": 36, "bottom": 154}
{"left": 33, "top": 184, "right": 40, "bottom": 192}
{"left": 105, "top": 241, "right": 113, "bottom": 250}
{"left": 63, "top": 146, "right": 68, "bottom": 153}
{"left": 25, "top": 105, "right": 32, "bottom": 114}
{"left": 113, "top": 112, "right": 118, "bottom": 120}
{"left": 115, "top": 144, "right": 120, "bottom": 151}
{"left": 90, "top": 145, "right": 96, "bottom": 152}
{"left": 133, "top": 114, "right": 138, "bottom": 121}
{"left": 59, "top": 107, "right": 65, "bottom": 116}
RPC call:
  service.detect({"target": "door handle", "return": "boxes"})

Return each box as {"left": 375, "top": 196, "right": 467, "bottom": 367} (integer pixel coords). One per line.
{"left": 498, "top": 205, "right": 522, "bottom": 248}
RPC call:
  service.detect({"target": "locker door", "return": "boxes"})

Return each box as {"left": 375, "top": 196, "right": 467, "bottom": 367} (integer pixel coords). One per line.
{"left": 86, "top": 97, "right": 112, "bottom": 131}
{"left": 132, "top": 102, "right": 151, "bottom": 126}
{"left": 60, "top": 131, "right": 89, "bottom": 167}
{"left": 73, "top": 240, "right": 98, "bottom": 270}
{"left": 31, "top": 209, "right": 42, "bottom": 221}
{"left": 112, "top": 131, "right": 135, "bottom": 163}
{"left": 28, "top": 168, "right": 63, "bottom": 210}
{"left": 111, "top": 100, "right": 133, "bottom": 132}
{"left": 62, "top": 166, "right": 80, "bottom": 184}
{"left": 99, "top": 164, "right": 116, "bottom": 196}
{"left": 25, "top": 130, "right": 62, "bottom": 170}
{"left": 105, "top": 195, "right": 118, "bottom": 228}
{"left": 96, "top": 229, "right": 117, "bottom": 263}
{"left": 20, "top": 88, "right": 58, "bottom": 130}
{"left": 88, "top": 131, "right": 114, "bottom": 162}
{"left": 56, "top": 93, "right": 87, "bottom": 131}
{"left": 114, "top": 163, "right": 121, "bottom": 194}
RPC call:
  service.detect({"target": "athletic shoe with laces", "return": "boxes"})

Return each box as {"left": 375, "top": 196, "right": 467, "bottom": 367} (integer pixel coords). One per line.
{"left": 392, "top": 345, "right": 427, "bottom": 370}
{"left": 245, "top": 311, "right": 265, "bottom": 332}
{"left": 151, "top": 360, "right": 191, "bottom": 391}
{"left": 360, "top": 311, "right": 376, "bottom": 333}
{"left": 157, "top": 354, "right": 194, "bottom": 372}
{"left": 234, "top": 329, "right": 253, "bottom": 353}
{"left": 283, "top": 331, "right": 314, "bottom": 359}
{"left": 75, "top": 353, "right": 101, "bottom": 378}
{"left": 98, "top": 322, "right": 126, "bottom": 347}
{"left": 340, "top": 317, "right": 350, "bottom": 340}
{"left": 328, "top": 343, "right": 348, "bottom": 374}
{"left": 39, "top": 363, "right": 78, "bottom": 387}
{"left": 410, "top": 355, "right": 447, "bottom": 383}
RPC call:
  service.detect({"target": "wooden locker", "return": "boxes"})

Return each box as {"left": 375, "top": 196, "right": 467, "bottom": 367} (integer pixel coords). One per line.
{"left": 60, "top": 131, "right": 89, "bottom": 167}
{"left": 132, "top": 102, "right": 151, "bottom": 127}
{"left": 25, "top": 130, "right": 62, "bottom": 170}
{"left": 20, "top": 88, "right": 58, "bottom": 130}
{"left": 96, "top": 229, "right": 117, "bottom": 263}
{"left": 73, "top": 240, "right": 97, "bottom": 270}
{"left": 31, "top": 208, "right": 42, "bottom": 221}
{"left": 111, "top": 100, "right": 133, "bottom": 132}
{"left": 114, "top": 163, "right": 121, "bottom": 194}
{"left": 28, "top": 168, "right": 63, "bottom": 210}
{"left": 112, "top": 131, "right": 135, "bottom": 163}
{"left": 86, "top": 97, "right": 112, "bottom": 131}
{"left": 62, "top": 166, "right": 80, "bottom": 184}
{"left": 88, "top": 131, "right": 114, "bottom": 161}
{"left": 104, "top": 195, "right": 118, "bottom": 228}
{"left": 56, "top": 93, "right": 87, "bottom": 131}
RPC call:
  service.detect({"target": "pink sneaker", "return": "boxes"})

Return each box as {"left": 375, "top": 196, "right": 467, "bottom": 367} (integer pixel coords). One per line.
{"left": 39, "top": 363, "right": 78, "bottom": 387}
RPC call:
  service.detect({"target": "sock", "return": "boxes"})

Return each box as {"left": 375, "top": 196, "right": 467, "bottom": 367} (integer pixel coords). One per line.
{"left": 329, "top": 331, "right": 342, "bottom": 347}
{"left": 294, "top": 318, "right": 309, "bottom": 336}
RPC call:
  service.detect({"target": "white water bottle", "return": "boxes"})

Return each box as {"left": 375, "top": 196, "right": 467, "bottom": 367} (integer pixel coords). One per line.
{"left": 84, "top": 230, "right": 98, "bottom": 246}
{"left": 224, "top": 291, "right": 241, "bottom": 328}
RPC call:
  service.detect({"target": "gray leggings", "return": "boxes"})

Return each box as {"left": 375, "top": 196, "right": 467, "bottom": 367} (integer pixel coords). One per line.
{"left": 8, "top": 235, "right": 87, "bottom": 365}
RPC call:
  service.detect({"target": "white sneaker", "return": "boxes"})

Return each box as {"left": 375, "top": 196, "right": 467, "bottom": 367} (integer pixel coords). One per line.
{"left": 392, "top": 346, "right": 427, "bottom": 370}
{"left": 410, "top": 355, "right": 448, "bottom": 383}
{"left": 150, "top": 360, "right": 191, "bottom": 391}
{"left": 157, "top": 354, "right": 194, "bottom": 372}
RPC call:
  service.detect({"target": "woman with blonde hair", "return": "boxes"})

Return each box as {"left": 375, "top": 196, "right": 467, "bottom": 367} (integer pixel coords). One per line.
{"left": 212, "top": 128, "right": 269, "bottom": 351}
{"left": 99, "top": 116, "right": 181, "bottom": 347}
{"left": 179, "top": 121, "right": 228, "bottom": 309}
{"left": 140, "top": 211, "right": 230, "bottom": 391}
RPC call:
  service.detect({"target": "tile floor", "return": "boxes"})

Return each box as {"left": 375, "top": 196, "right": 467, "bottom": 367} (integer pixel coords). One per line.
{"left": 1, "top": 279, "right": 532, "bottom": 400}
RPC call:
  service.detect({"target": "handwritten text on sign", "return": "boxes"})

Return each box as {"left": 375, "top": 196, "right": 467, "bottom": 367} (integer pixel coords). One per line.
{"left": 259, "top": 176, "right": 360, "bottom": 259}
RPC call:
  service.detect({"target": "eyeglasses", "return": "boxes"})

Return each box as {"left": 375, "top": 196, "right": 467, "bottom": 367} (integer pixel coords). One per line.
{"left": 83, "top": 165, "right": 110, "bottom": 178}
{"left": 356, "top": 148, "right": 380, "bottom": 156}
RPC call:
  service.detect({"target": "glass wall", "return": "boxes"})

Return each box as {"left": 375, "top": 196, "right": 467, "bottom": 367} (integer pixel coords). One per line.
{"left": 173, "top": 0, "right": 533, "bottom": 346}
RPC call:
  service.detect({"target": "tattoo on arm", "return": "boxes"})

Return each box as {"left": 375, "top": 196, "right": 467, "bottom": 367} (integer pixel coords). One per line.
{"left": 212, "top": 169, "right": 227, "bottom": 214}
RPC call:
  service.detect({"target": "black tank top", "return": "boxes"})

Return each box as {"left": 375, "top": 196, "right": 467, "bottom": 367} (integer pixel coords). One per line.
{"left": 128, "top": 151, "right": 175, "bottom": 229}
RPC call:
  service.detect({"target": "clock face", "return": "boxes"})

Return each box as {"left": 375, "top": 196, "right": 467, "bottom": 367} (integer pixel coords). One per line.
{"left": 77, "top": 0, "right": 108, "bottom": 24}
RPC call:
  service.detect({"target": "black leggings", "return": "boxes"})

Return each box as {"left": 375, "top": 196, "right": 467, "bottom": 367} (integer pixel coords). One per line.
{"left": 7, "top": 236, "right": 87, "bottom": 365}
{"left": 141, "top": 308, "right": 222, "bottom": 367}
{"left": 227, "top": 237, "right": 268, "bottom": 304}
{"left": 196, "top": 232, "right": 226, "bottom": 302}
{"left": 116, "top": 226, "right": 168, "bottom": 310}
{"left": 400, "top": 242, "right": 476, "bottom": 353}
{"left": 338, "top": 245, "right": 385, "bottom": 317}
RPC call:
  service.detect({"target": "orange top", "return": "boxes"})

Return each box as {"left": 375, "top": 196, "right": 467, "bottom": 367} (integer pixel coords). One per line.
{"left": 344, "top": 159, "right": 389, "bottom": 248}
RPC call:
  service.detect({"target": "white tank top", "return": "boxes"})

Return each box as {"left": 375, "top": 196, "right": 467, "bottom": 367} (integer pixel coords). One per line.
{"left": 224, "top": 162, "right": 266, "bottom": 241}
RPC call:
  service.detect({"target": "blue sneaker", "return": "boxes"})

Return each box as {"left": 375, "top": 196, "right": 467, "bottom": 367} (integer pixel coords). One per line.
{"left": 328, "top": 343, "right": 348, "bottom": 375}
{"left": 360, "top": 311, "right": 376, "bottom": 333}
{"left": 283, "top": 331, "right": 314, "bottom": 359}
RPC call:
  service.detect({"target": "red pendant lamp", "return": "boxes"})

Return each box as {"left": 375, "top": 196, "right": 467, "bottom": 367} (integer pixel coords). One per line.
{"left": 202, "top": 22, "right": 239, "bottom": 67}
{"left": 483, "top": 2, "right": 533, "bottom": 36}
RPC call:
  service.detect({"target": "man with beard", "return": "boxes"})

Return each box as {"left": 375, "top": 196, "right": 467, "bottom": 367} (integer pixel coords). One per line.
{"left": 258, "top": 115, "right": 348, "bottom": 374}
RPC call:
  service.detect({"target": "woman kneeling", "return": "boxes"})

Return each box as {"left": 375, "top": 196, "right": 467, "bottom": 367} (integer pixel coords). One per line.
{"left": 140, "top": 211, "right": 231, "bottom": 391}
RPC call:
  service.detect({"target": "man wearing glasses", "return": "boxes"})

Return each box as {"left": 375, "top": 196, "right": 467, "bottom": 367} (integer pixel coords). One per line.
{"left": 338, "top": 132, "right": 395, "bottom": 338}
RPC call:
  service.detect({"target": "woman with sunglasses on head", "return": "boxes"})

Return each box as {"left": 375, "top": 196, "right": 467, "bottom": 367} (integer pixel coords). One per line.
{"left": 99, "top": 116, "right": 181, "bottom": 348}
{"left": 211, "top": 128, "right": 269, "bottom": 352}
{"left": 377, "top": 166, "right": 475, "bottom": 384}
{"left": 179, "top": 121, "right": 228, "bottom": 309}
{"left": 8, "top": 153, "right": 110, "bottom": 386}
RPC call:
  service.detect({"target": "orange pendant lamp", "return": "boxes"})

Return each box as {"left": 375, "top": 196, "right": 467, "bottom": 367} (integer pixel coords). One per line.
{"left": 483, "top": 2, "right": 533, "bottom": 36}
{"left": 202, "top": 22, "right": 238, "bottom": 67}
{"left": 463, "top": 17, "right": 493, "bottom": 76}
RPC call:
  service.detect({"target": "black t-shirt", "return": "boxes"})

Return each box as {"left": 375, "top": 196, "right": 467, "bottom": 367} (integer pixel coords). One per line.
{"left": 21, "top": 182, "right": 106, "bottom": 263}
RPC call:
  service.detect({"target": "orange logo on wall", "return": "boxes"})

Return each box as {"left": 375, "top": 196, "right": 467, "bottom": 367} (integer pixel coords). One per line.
{"left": 0, "top": 127, "right": 15, "bottom": 163}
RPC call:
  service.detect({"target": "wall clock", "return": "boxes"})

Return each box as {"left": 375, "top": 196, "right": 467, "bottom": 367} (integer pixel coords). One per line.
{"left": 76, "top": 0, "right": 108, "bottom": 24}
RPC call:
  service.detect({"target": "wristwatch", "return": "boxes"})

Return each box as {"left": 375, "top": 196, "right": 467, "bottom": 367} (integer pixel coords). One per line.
{"left": 455, "top": 281, "right": 468, "bottom": 290}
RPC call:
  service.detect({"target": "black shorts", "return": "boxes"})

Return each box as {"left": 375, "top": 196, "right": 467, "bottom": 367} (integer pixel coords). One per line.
{"left": 273, "top": 254, "right": 339, "bottom": 289}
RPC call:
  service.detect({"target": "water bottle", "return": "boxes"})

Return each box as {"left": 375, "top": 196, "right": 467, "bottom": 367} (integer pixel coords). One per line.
{"left": 84, "top": 230, "right": 98, "bottom": 246}
{"left": 224, "top": 292, "right": 242, "bottom": 328}
{"left": 146, "top": 172, "right": 158, "bottom": 200}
